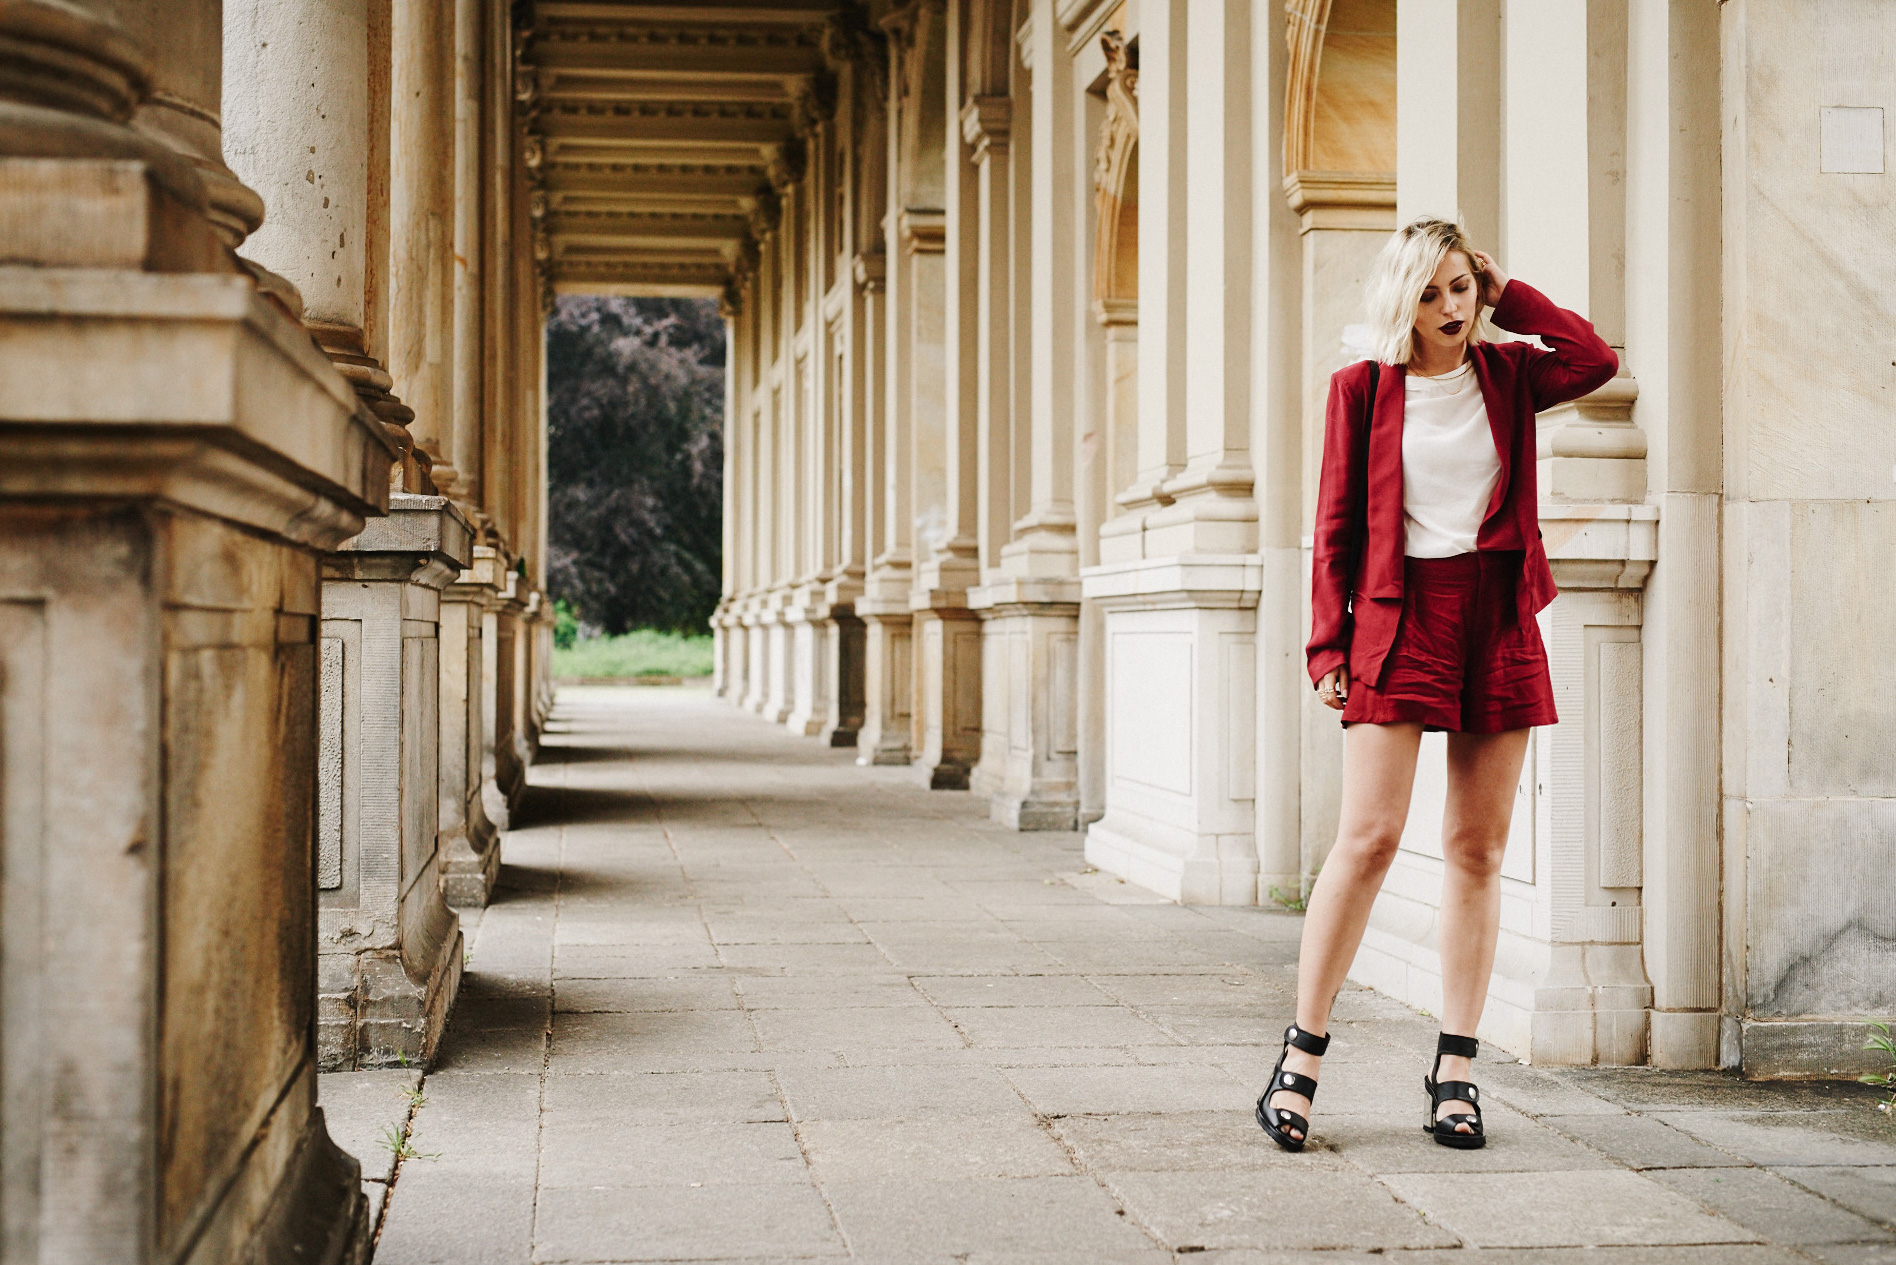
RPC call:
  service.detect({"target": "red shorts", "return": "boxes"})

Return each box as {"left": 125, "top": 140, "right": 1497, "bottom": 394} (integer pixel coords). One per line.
{"left": 1341, "top": 551, "right": 1557, "bottom": 734}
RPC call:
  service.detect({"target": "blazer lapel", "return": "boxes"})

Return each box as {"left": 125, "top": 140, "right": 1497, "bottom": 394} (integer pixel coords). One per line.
{"left": 1470, "top": 347, "right": 1512, "bottom": 524}
{"left": 1361, "top": 361, "right": 1407, "bottom": 598}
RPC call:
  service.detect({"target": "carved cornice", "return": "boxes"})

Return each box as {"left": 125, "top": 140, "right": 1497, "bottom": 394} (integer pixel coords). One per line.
{"left": 852, "top": 251, "right": 887, "bottom": 293}
{"left": 960, "top": 96, "right": 1011, "bottom": 163}
{"left": 789, "top": 73, "right": 838, "bottom": 137}
{"left": 822, "top": 3, "right": 888, "bottom": 98}
{"left": 1281, "top": 171, "right": 1395, "bottom": 232}
{"left": 898, "top": 208, "right": 945, "bottom": 254}
{"left": 763, "top": 138, "right": 806, "bottom": 191}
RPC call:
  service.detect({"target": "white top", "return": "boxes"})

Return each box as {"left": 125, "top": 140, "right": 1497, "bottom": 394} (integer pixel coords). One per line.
{"left": 1401, "top": 360, "right": 1502, "bottom": 558}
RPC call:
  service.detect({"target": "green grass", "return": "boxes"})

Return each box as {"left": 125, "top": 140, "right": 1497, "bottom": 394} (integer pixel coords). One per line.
{"left": 554, "top": 628, "right": 714, "bottom": 680}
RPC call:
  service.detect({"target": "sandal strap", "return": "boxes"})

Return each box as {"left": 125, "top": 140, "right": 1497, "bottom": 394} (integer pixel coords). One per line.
{"left": 1284, "top": 1024, "right": 1330, "bottom": 1056}
{"left": 1264, "top": 1102, "right": 1310, "bottom": 1134}
{"left": 1434, "top": 1112, "right": 1483, "bottom": 1133}
{"left": 1430, "top": 1080, "right": 1482, "bottom": 1110}
{"left": 1270, "top": 1068, "right": 1320, "bottom": 1101}
{"left": 1436, "top": 1032, "right": 1479, "bottom": 1059}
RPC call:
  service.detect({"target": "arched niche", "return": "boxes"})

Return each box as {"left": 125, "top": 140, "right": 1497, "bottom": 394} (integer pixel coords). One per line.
{"left": 1283, "top": 0, "right": 1396, "bottom": 212}
{"left": 1089, "top": 28, "right": 1140, "bottom": 516}
{"left": 1091, "top": 29, "right": 1138, "bottom": 314}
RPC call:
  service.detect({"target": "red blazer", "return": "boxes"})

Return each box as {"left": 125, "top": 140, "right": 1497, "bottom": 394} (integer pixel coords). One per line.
{"left": 1307, "top": 280, "right": 1618, "bottom": 689}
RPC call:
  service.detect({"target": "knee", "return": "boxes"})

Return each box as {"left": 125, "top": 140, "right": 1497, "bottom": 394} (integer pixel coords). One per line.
{"left": 1335, "top": 819, "right": 1404, "bottom": 871}
{"left": 1443, "top": 828, "right": 1508, "bottom": 879}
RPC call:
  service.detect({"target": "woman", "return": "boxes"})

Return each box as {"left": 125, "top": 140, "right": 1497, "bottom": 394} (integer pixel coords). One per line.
{"left": 1256, "top": 218, "right": 1616, "bottom": 1152}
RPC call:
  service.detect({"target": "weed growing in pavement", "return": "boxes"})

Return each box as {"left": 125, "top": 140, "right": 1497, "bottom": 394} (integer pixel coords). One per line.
{"left": 377, "top": 1124, "right": 439, "bottom": 1162}
{"left": 1268, "top": 867, "right": 1320, "bottom": 913}
{"left": 1862, "top": 1023, "right": 1896, "bottom": 1116}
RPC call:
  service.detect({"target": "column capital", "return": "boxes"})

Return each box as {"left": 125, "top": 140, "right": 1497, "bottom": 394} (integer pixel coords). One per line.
{"left": 959, "top": 95, "right": 1012, "bottom": 162}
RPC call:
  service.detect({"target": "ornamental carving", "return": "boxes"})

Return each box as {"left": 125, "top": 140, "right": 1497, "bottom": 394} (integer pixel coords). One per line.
{"left": 1092, "top": 30, "right": 1138, "bottom": 307}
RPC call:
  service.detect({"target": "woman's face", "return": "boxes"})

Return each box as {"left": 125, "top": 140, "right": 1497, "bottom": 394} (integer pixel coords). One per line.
{"left": 1412, "top": 250, "right": 1479, "bottom": 361}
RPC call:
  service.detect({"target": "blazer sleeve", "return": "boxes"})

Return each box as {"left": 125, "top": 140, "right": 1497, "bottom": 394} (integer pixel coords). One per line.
{"left": 1306, "top": 365, "right": 1369, "bottom": 685}
{"left": 1488, "top": 279, "right": 1619, "bottom": 413}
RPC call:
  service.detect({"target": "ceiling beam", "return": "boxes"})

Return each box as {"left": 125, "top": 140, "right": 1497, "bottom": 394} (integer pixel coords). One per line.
{"left": 537, "top": 110, "right": 796, "bottom": 146}
{"left": 548, "top": 216, "right": 751, "bottom": 245}
{"left": 531, "top": 41, "right": 825, "bottom": 81}
{"left": 541, "top": 167, "right": 768, "bottom": 198}
{"left": 537, "top": 1, "right": 839, "bottom": 26}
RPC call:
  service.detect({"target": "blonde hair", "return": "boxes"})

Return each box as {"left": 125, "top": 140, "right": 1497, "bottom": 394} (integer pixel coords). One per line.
{"left": 1363, "top": 217, "right": 1492, "bottom": 366}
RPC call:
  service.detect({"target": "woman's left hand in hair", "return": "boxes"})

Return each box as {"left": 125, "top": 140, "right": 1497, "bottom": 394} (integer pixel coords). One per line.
{"left": 1468, "top": 248, "right": 1509, "bottom": 308}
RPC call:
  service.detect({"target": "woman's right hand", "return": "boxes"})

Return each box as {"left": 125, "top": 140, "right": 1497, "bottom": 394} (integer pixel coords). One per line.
{"left": 1317, "top": 666, "right": 1350, "bottom": 711}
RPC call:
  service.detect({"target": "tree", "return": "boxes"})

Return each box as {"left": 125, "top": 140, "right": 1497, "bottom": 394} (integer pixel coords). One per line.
{"left": 545, "top": 296, "right": 725, "bottom": 634}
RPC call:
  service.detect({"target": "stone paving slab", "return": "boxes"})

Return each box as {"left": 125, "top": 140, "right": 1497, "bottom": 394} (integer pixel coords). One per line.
{"left": 374, "top": 687, "right": 1896, "bottom": 1264}
{"left": 1649, "top": 1167, "right": 1895, "bottom": 1245}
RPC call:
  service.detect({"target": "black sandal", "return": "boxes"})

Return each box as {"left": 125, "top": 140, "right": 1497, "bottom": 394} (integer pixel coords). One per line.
{"left": 1424, "top": 1032, "right": 1485, "bottom": 1149}
{"left": 1255, "top": 1023, "right": 1329, "bottom": 1152}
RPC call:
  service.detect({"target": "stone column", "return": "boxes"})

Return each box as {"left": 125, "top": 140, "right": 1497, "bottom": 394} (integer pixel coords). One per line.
{"left": 439, "top": 559, "right": 501, "bottom": 906}
{"left": 788, "top": 100, "right": 843, "bottom": 739}
{"left": 318, "top": 495, "right": 471, "bottom": 1068}
{"left": 858, "top": 1, "right": 940, "bottom": 769}
{"left": 223, "top": 0, "right": 432, "bottom": 491}
{"left": 1078, "top": 30, "right": 1137, "bottom": 828}
{"left": 0, "top": 3, "right": 389, "bottom": 1258}
{"left": 911, "top": 0, "right": 982, "bottom": 789}
{"left": 969, "top": 0, "right": 1085, "bottom": 829}
{"left": 1084, "top": 0, "right": 1264, "bottom": 903}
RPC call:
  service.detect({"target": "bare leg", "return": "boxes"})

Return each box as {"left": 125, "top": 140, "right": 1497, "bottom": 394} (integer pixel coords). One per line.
{"left": 1268, "top": 721, "right": 1424, "bottom": 1140}
{"left": 1432, "top": 727, "right": 1531, "bottom": 1131}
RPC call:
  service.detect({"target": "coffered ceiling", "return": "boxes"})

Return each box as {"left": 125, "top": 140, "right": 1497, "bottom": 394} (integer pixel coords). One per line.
{"left": 518, "top": 0, "right": 850, "bottom": 297}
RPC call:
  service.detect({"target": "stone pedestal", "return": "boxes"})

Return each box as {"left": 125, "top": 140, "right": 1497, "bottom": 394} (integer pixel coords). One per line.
{"left": 857, "top": 575, "right": 915, "bottom": 766}
{"left": 740, "top": 601, "right": 768, "bottom": 713}
{"left": 482, "top": 560, "right": 529, "bottom": 827}
{"left": 969, "top": 581, "right": 1083, "bottom": 829}
{"left": 784, "top": 582, "right": 829, "bottom": 737}
{"left": 821, "top": 581, "right": 867, "bottom": 748}
{"left": 317, "top": 494, "right": 471, "bottom": 1070}
{"left": 1081, "top": 556, "right": 1262, "bottom": 904}
{"left": 438, "top": 562, "right": 501, "bottom": 906}
{"left": 0, "top": 175, "right": 390, "bottom": 1260}
{"left": 910, "top": 596, "right": 983, "bottom": 790}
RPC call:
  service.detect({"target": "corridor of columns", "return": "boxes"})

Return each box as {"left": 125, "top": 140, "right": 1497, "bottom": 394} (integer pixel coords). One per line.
{"left": 361, "top": 684, "right": 1895, "bottom": 1262}
{"left": 3, "top": 0, "right": 1895, "bottom": 1260}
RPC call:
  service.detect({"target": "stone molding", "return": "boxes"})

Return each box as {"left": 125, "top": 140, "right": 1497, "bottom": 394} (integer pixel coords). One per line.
{"left": 0, "top": 264, "right": 396, "bottom": 549}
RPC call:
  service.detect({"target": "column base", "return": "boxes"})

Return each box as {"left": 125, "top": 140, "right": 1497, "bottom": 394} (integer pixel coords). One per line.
{"left": 1084, "top": 813, "right": 1258, "bottom": 905}
{"left": 1737, "top": 1019, "right": 1890, "bottom": 1079}
{"left": 242, "top": 1104, "right": 373, "bottom": 1265}
{"left": 919, "top": 761, "right": 971, "bottom": 790}
{"left": 968, "top": 587, "right": 1081, "bottom": 832}
{"left": 910, "top": 603, "right": 982, "bottom": 791}
{"left": 992, "top": 793, "right": 1079, "bottom": 832}
{"left": 439, "top": 813, "right": 502, "bottom": 908}
{"left": 1080, "top": 557, "right": 1260, "bottom": 901}
{"left": 318, "top": 921, "right": 464, "bottom": 1072}
{"left": 857, "top": 597, "right": 914, "bottom": 766}
{"left": 1649, "top": 1009, "right": 1721, "bottom": 1069}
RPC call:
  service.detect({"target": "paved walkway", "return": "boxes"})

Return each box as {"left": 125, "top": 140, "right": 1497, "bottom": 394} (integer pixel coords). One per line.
{"left": 336, "top": 686, "right": 1895, "bottom": 1264}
